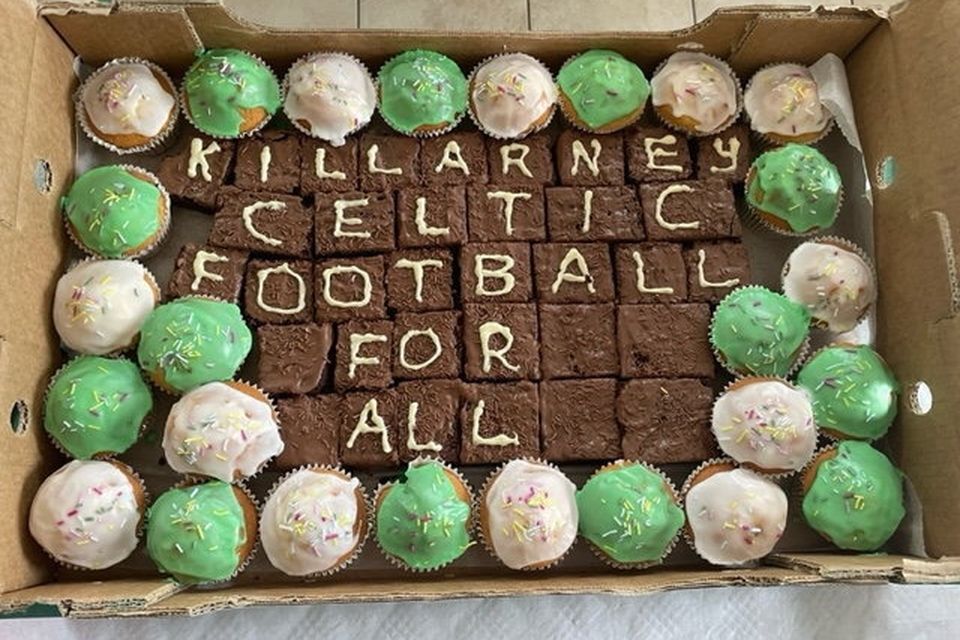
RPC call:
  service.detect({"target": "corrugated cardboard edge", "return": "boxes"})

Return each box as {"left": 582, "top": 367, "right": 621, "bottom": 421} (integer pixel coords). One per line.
{"left": 0, "top": 579, "right": 182, "bottom": 617}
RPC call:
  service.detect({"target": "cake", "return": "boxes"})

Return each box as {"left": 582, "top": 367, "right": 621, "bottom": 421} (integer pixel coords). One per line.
{"left": 556, "top": 50, "right": 649, "bottom": 133}
{"left": 377, "top": 50, "right": 468, "bottom": 136}
{"left": 744, "top": 63, "right": 833, "bottom": 144}
{"left": 651, "top": 52, "right": 740, "bottom": 136}
{"left": 469, "top": 53, "right": 556, "bottom": 139}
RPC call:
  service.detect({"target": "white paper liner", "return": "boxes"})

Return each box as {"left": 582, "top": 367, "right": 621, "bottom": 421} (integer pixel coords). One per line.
{"left": 651, "top": 51, "right": 743, "bottom": 138}
{"left": 744, "top": 162, "right": 846, "bottom": 238}
{"left": 376, "top": 51, "right": 467, "bottom": 138}
{"left": 555, "top": 51, "right": 646, "bottom": 134}
{"left": 466, "top": 53, "right": 557, "bottom": 141}
{"left": 743, "top": 61, "right": 836, "bottom": 147}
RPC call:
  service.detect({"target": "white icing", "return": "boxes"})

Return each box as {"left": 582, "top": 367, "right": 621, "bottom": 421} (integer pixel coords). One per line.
{"left": 651, "top": 52, "right": 739, "bottom": 135}
{"left": 744, "top": 64, "right": 831, "bottom": 138}
{"left": 631, "top": 250, "right": 675, "bottom": 295}
{"left": 474, "top": 254, "right": 516, "bottom": 296}
{"left": 321, "top": 265, "right": 372, "bottom": 308}
{"left": 685, "top": 468, "right": 787, "bottom": 566}
{"left": 256, "top": 263, "right": 306, "bottom": 315}
{"left": 434, "top": 140, "right": 470, "bottom": 175}
{"left": 398, "top": 328, "right": 442, "bottom": 370}
{"left": 345, "top": 398, "right": 392, "bottom": 453}
{"left": 551, "top": 248, "right": 595, "bottom": 294}
{"left": 414, "top": 197, "right": 450, "bottom": 237}
{"left": 709, "top": 137, "right": 740, "bottom": 174}
{"left": 486, "top": 191, "right": 531, "bottom": 236}
{"left": 470, "top": 399, "right": 519, "bottom": 447}
{"left": 53, "top": 259, "right": 157, "bottom": 355}
{"left": 479, "top": 321, "right": 520, "bottom": 373}
{"left": 697, "top": 249, "right": 741, "bottom": 289}
{"left": 471, "top": 54, "right": 557, "bottom": 138}
{"left": 581, "top": 189, "right": 594, "bottom": 233}
{"left": 570, "top": 139, "right": 602, "bottom": 176}
{"left": 348, "top": 333, "right": 387, "bottom": 379}
{"left": 191, "top": 250, "right": 228, "bottom": 291}
{"left": 484, "top": 460, "right": 578, "bottom": 570}
{"left": 188, "top": 138, "right": 221, "bottom": 181}
{"left": 644, "top": 134, "right": 684, "bottom": 172}
{"left": 394, "top": 258, "right": 443, "bottom": 303}
{"left": 367, "top": 144, "right": 403, "bottom": 175}
{"left": 333, "top": 198, "right": 372, "bottom": 238}
{"left": 284, "top": 53, "right": 376, "bottom": 146}
{"left": 259, "top": 145, "right": 271, "bottom": 183}
{"left": 654, "top": 184, "right": 700, "bottom": 231}
{"left": 82, "top": 62, "right": 175, "bottom": 138}
{"left": 405, "top": 402, "right": 443, "bottom": 452}
{"left": 242, "top": 201, "right": 286, "bottom": 246}
{"left": 712, "top": 380, "right": 817, "bottom": 472}
{"left": 29, "top": 460, "right": 141, "bottom": 570}
{"left": 260, "top": 469, "right": 363, "bottom": 576}
{"left": 163, "top": 382, "right": 284, "bottom": 483}
{"left": 499, "top": 144, "right": 533, "bottom": 177}
{"left": 313, "top": 148, "right": 347, "bottom": 180}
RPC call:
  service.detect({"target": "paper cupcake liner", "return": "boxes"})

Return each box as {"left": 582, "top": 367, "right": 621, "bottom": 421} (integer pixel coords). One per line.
{"left": 555, "top": 51, "right": 645, "bottom": 135}
{"left": 466, "top": 53, "right": 557, "bottom": 141}
{"left": 744, "top": 165, "right": 846, "bottom": 238}
{"left": 282, "top": 51, "right": 377, "bottom": 145}
{"left": 651, "top": 51, "right": 743, "bottom": 138}
{"left": 373, "top": 456, "right": 475, "bottom": 573}
{"left": 76, "top": 57, "right": 181, "bottom": 155}
{"left": 678, "top": 457, "right": 739, "bottom": 556}
{"left": 376, "top": 52, "right": 467, "bottom": 139}
{"left": 743, "top": 61, "right": 836, "bottom": 148}
{"left": 260, "top": 465, "right": 370, "bottom": 579}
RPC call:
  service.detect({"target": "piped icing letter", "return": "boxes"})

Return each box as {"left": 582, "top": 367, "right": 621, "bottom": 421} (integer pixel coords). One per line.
{"left": 486, "top": 191, "right": 531, "bottom": 236}
{"left": 398, "top": 329, "right": 442, "bottom": 371}
{"left": 632, "top": 250, "right": 675, "bottom": 294}
{"left": 187, "top": 138, "right": 221, "bottom": 181}
{"left": 394, "top": 258, "right": 443, "bottom": 303}
{"left": 405, "top": 402, "right": 442, "bottom": 452}
{"left": 434, "top": 140, "right": 470, "bottom": 175}
{"left": 551, "top": 248, "right": 595, "bottom": 294}
{"left": 474, "top": 255, "right": 516, "bottom": 296}
{"left": 471, "top": 399, "right": 519, "bottom": 447}
{"left": 654, "top": 184, "right": 700, "bottom": 231}
{"left": 710, "top": 137, "right": 741, "bottom": 174}
{"left": 333, "top": 198, "right": 372, "bottom": 238}
{"left": 348, "top": 333, "right": 387, "bottom": 379}
{"left": 314, "top": 148, "right": 347, "bottom": 180}
{"left": 256, "top": 263, "right": 306, "bottom": 315}
{"left": 367, "top": 144, "right": 403, "bottom": 175}
{"left": 321, "top": 265, "right": 372, "bottom": 308}
{"left": 499, "top": 144, "right": 533, "bottom": 177}
{"left": 242, "top": 201, "right": 286, "bottom": 246}
{"left": 414, "top": 197, "right": 450, "bottom": 237}
{"left": 345, "top": 398, "right": 392, "bottom": 453}
{"left": 644, "top": 135, "right": 684, "bottom": 172}
{"left": 570, "top": 139, "right": 602, "bottom": 176}
{"left": 479, "top": 321, "right": 520, "bottom": 373}
{"left": 191, "top": 250, "right": 228, "bottom": 291}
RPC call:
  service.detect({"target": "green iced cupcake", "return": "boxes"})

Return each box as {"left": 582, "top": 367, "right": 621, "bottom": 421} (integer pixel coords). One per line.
{"left": 375, "top": 460, "right": 473, "bottom": 571}
{"left": 801, "top": 441, "right": 905, "bottom": 551}
{"left": 62, "top": 165, "right": 169, "bottom": 259}
{"left": 745, "top": 143, "right": 842, "bottom": 235}
{"left": 137, "top": 297, "right": 252, "bottom": 394}
{"left": 378, "top": 50, "right": 468, "bottom": 136}
{"left": 181, "top": 48, "right": 281, "bottom": 138}
{"left": 710, "top": 286, "right": 811, "bottom": 377}
{"left": 557, "top": 49, "right": 650, "bottom": 133}
{"left": 43, "top": 355, "right": 152, "bottom": 459}
{"left": 577, "top": 461, "right": 684, "bottom": 567}
{"left": 796, "top": 344, "right": 899, "bottom": 441}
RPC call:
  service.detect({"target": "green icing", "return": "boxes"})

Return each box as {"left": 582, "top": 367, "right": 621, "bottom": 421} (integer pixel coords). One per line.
{"left": 61, "top": 166, "right": 163, "bottom": 258}
{"left": 746, "top": 143, "right": 842, "bottom": 233}
{"left": 43, "top": 356, "right": 152, "bottom": 459}
{"left": 146, "top": 481, "right": 248, "bottom": 583}
{"left": 557, "top": 50, "right": 650, "bottom": 129}
{"left": 796, "top": 345, "right": 899, "bottom": 440}
{"left": 576, "top": 464, "right": 684, "bottom": 565}
{"left": 137, "top": 297, "right": 252, "bottom": 394}
{"left": 377, "top": 50, "right": 468, "bottom": 135}
{"left": 376, "top": 462, "right": 472, "bottom": 570}
{"left": 182, "top": 49, "right": 281, "bottom": 138}
{"left": 802, "top": 441, "right": 905, "bottom": 551}
{"left": 710, "top": 287, "right": 811, "bottom": 377}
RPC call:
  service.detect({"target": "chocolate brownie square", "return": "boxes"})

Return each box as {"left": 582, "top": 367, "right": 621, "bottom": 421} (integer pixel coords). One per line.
{"left": 386, "top": 248, "right": 455, "bottom": 312}
{"left": 340, "top": 390, "right": 400, "bottom": 468}
{"left": 556, "top": 130, "right": 625, "bottom": 186}
{"left": 545, "top": 186, "right": 644, "bottom": 242}
{"left": 315, "top": 191, "right": 395, "bottom": 255}
{"left": 233, "top": 130, "right": 302, "bottom": 194}
{"left": 618, "top": 378, "right": 716, "bottom": 463}
{"left": 274, "top": 395, "right": 340, "bottom": 470}
{"left": 540, "top": 378, "right": 620, "bottom": 462}
{"left": 533, "top": 243, "right": 614, "bottom": 303}
{"left": 244, "top": 259, "right": 314, "bottom": 324}
{"left": 393, "top": 311, "right": 461, "bottom": 380}
{"left": 208, "top": 190, "right": 313, "bottom": 258}
{"left": 256, "top": 323, "right": 333, "bottom": 394}
{"left": 165, "top": 243, "right": 248, "bottom": 302}
{"left": 467, "top": 185, "right": 546, "bottom": 242}
{"left": 155, "top": 131, "right": 234, "bottom": 210}
{"left": 315, "top": 255, "right": 386, "bottom": 322}
{"left": 300, "top": 137, "right": 359, "bottom": 193}
{"left": 639, "top": 180, "right": 738, "bottom": 241}
{"left": 696, "top": 123, "right": 751, "bottom": 183}
{"left": 617, "top": 304, "right": 714, "bottom": 378}
{"left": 358, "top": 133, "right": 419, "bottom": 191}
{"left": 395, "top": 380, "right": 462, "bottom": 463}
{"left": 614, "top": 243, "right": 687, "bottom": 304}
{"left": 459, "top": 382, "right": 540, "bottom": 464}
{"left": 684, "top": 242, "right": 751, "bottom": 303}
{"left": 539, "top": 304, "right": 618, "bottom": 379}
{"left": 459, "top": 242, "right": 532, "bottom": 303}
{"left": 334, "top": 319, "right": 393, "bottom": 391}
{"left": 625, "top": 126, "right": 693, "bottom": 182}
{"left": 487, "top": 134, "right": 555, "bottom": 186}
{"left": 463, "top": 303, "right": 540, "bottom": 381}
{"left": 396, "top": 186, "right": 467, "bottom": 248}
{"left": 420, "top": 132, "right": 488, "bottom": 186}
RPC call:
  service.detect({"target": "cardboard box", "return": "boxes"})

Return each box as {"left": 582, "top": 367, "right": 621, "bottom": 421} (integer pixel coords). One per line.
{"left": 2, "top": 0, "right": 959, "bottom": 618}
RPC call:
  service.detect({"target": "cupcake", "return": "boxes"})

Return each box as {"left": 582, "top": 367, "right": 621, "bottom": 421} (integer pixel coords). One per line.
{"left": 710, "top": 286, "right": 811, "bottom": 377}
{"left": 377, "top": 50, "right": 468, "bottom": 136}
{"left": 577, "top": 461, "right": 684, "bottom": 568}
{"left": 375, "top": 459, "right": 473, "bottom": 571}
{"left": 744, "top": 63, "right": 833, "bottom": 145}
{"left": 44, "top": 356, "right": 152, "bottom": 459}
{"left": 683, "top": 462, "right": 787, "bottom": 566}
{"left": 78, "top": 58, "right": 178, "bottom": 153}
{"left": 162, "top": 381, "right": 284, "bottom": 482}
{"left": 29, "top": 459, "right": 145, "bottom": 570}
{"left": 145, "top": 480, "right": 257, "bottom": 584}
{"left": 260, "top": 467, "right": 368, "bottom": 577}
{"left": 712, "top": 378, "right": 817, "bottom": 474}
{"left": 137, "top": 297, "right": 252, "bottom": 394}
{"left": 53, "top": 259, "right": 160, "bottom": 355}
{"left": 479, "top": 459, "right": 578, "bottom": 570}
{"left": 181, "top": 49, "right": 281, "bottom": 138}
{"left": 801, "top": 441, "right": 905, "bottom": 551}
{"left": 795, "top": 344, "right": 898, "bottom": 441}
{"left": 469, "top": 53, "right": 556, "bottom": 139}
{"left": 745, "top": 143, "right": 842, "bottom": 235}
{"left": 61, "top": 165, "right": 170, "bottom": 259}
{"left": 556, "top": 50, "right": 649, "bottom": 134}
{"left": 283, "top": 52, "right": 376, "bottom": 146}
{"left": 781, "top": 238, "right": 876, "bottom": 333}
{"left": 651, "top": 51, "right": 740, "bottom": 136}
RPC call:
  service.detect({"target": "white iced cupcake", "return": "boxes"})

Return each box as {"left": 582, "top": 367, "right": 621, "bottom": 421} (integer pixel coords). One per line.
{"left": 652, "top": 51, "right": 740, "bottom": 136}
{"left": 469, "top": 53, "right": 556, "bottom": 139}
{"left": 744, "top": 63, "right": 833, "bottom": 145}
